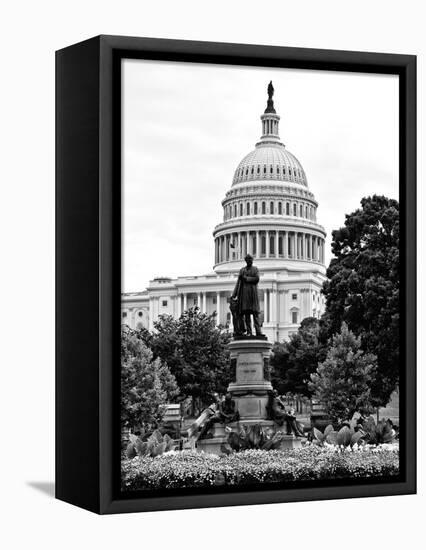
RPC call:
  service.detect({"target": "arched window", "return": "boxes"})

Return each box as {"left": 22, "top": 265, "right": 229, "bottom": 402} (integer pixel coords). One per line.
{"left": 254, "top": 202, "right": 258, "bottom": 215}
{"left": 277, "top": 165, "right": 280, "bottom": 174}
{"left": 245, "top": 167, "right": 249, "bottom": 176}
{"left": 240, "top": 203, "right": 243, "bottom": 216}
{"left": 293, "top": 203, "right": 297, "bottom": 216}
{"left": 286, "top": 202, "right": 290, "bottom": 215}
{"left": 270, "top": 201, "right": 274, "bottom": 214}
{"left": 278, "top": 202, "right": 282, "bottom": 214}
{"left": 246, "top": 202, "right": 250, "bottom": 215}
{"left": 263, "top": 165, "right": 266, "bottom": 174}
{"left": 234, "top": 204, "right": 237, "bottom": 217}
{"left": 300, "top": 204, "right": 303, "bottom": 217}
{"left": 305, "top": 205, "right": 308, "bottom": 218}
{"left": 262, "top": 202, "right": 266, "bottom": 214}
{"left": 278, "top": 235, "right": 283, "bottom": 255}
{"left": 251, "top": 166, "right": 254, "bottom": 174}
{"left": 270, "top": 166, "right": 273, "bottom": 174}
{"left": 257, "top": 165, "right": 260, "bottom": 174}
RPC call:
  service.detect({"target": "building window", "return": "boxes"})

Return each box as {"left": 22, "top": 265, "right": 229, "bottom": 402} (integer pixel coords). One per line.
{"left": 246, "top": 202, "right": 250, "bottom": 215}
{"left": 278, "top": 236, "right": 283, "bottom": 255}
{"left": 162, "top": 301, "right": 167, "bottom": 307}
{"left": 293, "top": 204, "right": 297, "bottom": 216}
{"left": 278, "top": 202, "right": 282, "bottom": 215}
{"left": 305, "top": 205, "right": 308, "bottom": 218}
{"left": 262, "top": 202, "right": 266, "bottom": 214}
{"left": 270, "top": 234, "right": 275, "bottom": 254}
{"left": 213, "top": 297, "right": 217, "bottom": 304}
{"left": 257, "top": 165, "right": 260, "bottom": 174}
{"left": 122, "top": 312, "right": 127, "bottom": 318}
{"left": 240, "top": 203, "right": 243, "bottom": 216}
{"left": 138, "top": 311, "right": 143, "bottom": 317}
{"left": 292, "top": 311, "right": 298, "bottom": 324}
{"left": 234, "top": 204, "right": 237, "bottom": 217}
{"left": 261, "top": 235, "right": 266, "bottom": 255}
{"left": 193, "top": 298, "right": 197, "bottom": 305}
{"left": 286, "top": 202, "right": 290, "bottom": 215}
{"left": 292, "top": 293, "right": 298, "bottom": 300}
{"left": 254, "top": 202, "right": 258, "bottom": 214}
{"left": 270, "top": 201, "right": 274, "bottom": 214}
{"left": 263, "top": 165, "right": 266, "bottom": 174}
{"left": 300, "top": 204, "right": 303, "bottom": 217}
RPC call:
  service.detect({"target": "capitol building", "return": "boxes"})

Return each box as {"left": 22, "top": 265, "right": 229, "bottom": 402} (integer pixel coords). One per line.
{"left": 122, "top": 84, "right": 327, "bottom": 342}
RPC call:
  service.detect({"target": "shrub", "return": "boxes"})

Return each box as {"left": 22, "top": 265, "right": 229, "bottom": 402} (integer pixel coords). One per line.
{"left": 121, "top": 446, "right": 399, "bottom": 491}
{"left": 126, "top": 429, "right": 175, "bottom": 459}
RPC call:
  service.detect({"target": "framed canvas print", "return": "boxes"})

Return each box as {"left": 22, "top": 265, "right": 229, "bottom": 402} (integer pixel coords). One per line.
{"left": 56, "top": 35, "right": 416, "bottom": 514}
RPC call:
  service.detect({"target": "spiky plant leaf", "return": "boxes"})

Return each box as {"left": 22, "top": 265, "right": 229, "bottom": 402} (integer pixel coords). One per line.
{"left": 336, "top": 426, "right": 352, "bottom": 447}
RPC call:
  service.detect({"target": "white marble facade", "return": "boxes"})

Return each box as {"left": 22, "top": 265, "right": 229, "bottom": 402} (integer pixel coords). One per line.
{"left": 122, "top": 87, "right": 327, "bottom": 343}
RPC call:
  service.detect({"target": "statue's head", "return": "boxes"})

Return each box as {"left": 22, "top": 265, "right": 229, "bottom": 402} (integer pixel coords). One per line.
{"left": 225, "top": 392, "right": 232, "bottom": 401}
{"left": 245, "top": 254, "right": 253, "bottom": 267}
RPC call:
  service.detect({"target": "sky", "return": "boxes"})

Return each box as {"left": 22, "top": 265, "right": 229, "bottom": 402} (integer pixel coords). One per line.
{"left": 122, "top": 59, "right": 399, "bottom": 293}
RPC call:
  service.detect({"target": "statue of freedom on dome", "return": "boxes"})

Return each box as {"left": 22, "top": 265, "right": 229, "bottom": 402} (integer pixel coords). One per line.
{"left": 267, "top": 80, "right": 274, "bottom": 100}
{"left": 231, "top": 254, "right": 263, "bottom": 337}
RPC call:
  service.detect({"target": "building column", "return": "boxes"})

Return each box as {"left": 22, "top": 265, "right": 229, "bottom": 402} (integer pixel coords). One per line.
{"left": 283, "top": 231, "right": 288, "bottom": 258}
{"left": 264, "top": 289, "right": 269, "bottom": 323}
{"left": 202, "top": 291, "right": 207, "bottom": 313}
{"left": 148, "top": 298, "right": 154, "bottom": 330}
{"left": 183, "top": 292, "right": 188, "bottom": 311}
{"left": 270, "top": 288, "right": 276, "bottom": 324}
{"left": 177, "top": 293, "right": 182, "bottom": 317}
{"left": 275, "top": 230, "right": 279, "bottom": 257}
{"left": 246, "top": 231, "right": 251, "bottom": 255}
{"left": 282, "top": 289, "right": 289, "bottom": 324}
{"left": 197, "top": 292, "right": 201, "bottom": 309}
{"left": 216, "top": 291, "right": 221, "bottom": 326}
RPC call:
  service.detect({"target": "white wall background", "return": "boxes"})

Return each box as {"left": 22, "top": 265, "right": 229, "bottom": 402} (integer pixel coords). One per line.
{"left": 0, "top": 0, "right": 423, "bottom": 548}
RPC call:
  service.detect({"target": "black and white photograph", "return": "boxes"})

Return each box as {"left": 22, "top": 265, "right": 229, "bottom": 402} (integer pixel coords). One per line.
{"left": 120, "top": 59, "right": 401, "bottom": 493}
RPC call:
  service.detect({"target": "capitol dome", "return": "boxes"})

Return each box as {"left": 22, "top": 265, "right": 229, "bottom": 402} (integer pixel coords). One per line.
{"left": 232, "top": 143, "right": 308, "bottom": 187}
{"left": 213, "top": 82, "right": 326, "bottom": 275}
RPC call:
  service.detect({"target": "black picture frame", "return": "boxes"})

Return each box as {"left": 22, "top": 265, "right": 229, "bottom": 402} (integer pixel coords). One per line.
{"left": 56, "top": 35, "right": 416, "bottom": 514}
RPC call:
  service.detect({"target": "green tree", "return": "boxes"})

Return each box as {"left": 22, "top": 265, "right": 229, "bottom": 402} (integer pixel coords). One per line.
{"left": 271, "top": 317, "right": 327, "bottom": 397}
{"left": 150, "top": 307, "right": 232, "bottom": 411}
{"left": 121, "top": 327, "right": 178, "bottom": 430}
{"left": 321, "top": 195, "right": 399, "bottom": 406}
{"left": 309, "top": 323, "right": 378, "bottom": 423}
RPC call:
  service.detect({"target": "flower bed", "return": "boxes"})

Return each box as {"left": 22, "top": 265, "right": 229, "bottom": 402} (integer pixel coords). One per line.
{"left": 121, "top": 445, "right": 399, "bottom": 491}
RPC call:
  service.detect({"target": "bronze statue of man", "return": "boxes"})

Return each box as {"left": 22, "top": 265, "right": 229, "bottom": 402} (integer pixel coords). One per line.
{"left": 232, "top": 254, "right": 262, "bottom": 336}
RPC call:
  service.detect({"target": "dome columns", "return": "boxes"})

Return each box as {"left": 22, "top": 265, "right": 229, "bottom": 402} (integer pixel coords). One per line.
{"left": 214, "top": 230, "right": 325, "bottom": 266}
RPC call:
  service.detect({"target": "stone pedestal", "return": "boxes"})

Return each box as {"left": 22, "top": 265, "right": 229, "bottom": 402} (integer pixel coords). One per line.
{"left": 279, "top": 435, "right": 302, "bottom": 450}
{"left": 227, "top": 337, "right": 273, "bottom": 422}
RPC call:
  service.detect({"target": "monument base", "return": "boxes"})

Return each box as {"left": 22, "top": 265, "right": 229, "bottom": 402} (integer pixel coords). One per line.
{"left": 279, "top": 434, "right": 303, "bottom": 450}
{"left": 196, "top": 436, "right": 228, "bottom": 455}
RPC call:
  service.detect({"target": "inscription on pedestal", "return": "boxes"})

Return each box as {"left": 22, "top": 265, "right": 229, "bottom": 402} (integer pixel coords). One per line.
{"left": 236, "top": 353, "right": 264, "bottom": 383}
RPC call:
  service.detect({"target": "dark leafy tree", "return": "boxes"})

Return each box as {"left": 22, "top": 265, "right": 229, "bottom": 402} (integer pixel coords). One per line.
{"left": 121, "top": 327, "right": 178, "bottom": 430}
{"left": 150, "top": 308, "right": 232, "bottom": 412}
{"left": 321, "top": 195, "right": 399, "bottom": 406}
{"left": 309, "top": 323, "right": 378, "bottom": 423}
{"left": 270, "top": 317, "right": 326, "bottom": 397}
